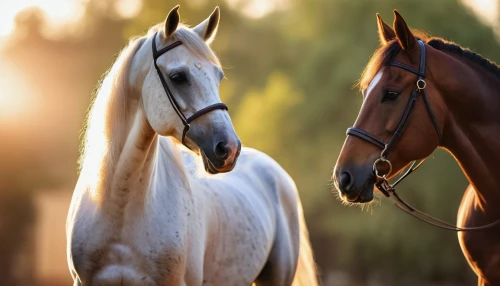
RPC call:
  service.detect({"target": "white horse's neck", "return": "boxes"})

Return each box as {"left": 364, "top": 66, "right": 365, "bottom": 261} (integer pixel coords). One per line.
{"left": 95, "top": 90, "right": 192, "bottom": 223}
{"left": 79, "top": 37, "right": 189, "bottom": 217}
{"left": 107, "top": 107, "right": 157, "bottom": 209}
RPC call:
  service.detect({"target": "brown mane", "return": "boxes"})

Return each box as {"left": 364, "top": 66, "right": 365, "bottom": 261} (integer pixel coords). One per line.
{"left": 358, "top": 30, "right": 500, "bottom": 92}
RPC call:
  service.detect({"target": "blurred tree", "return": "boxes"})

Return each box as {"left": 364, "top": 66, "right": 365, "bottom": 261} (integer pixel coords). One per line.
{"left": 233, "top": 72, "right": 304, "bottom": 156}
{"left": 0, "top": 190, "right": 35, "bottom": 285}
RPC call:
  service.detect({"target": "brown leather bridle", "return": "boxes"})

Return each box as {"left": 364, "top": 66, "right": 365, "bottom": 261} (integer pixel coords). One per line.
{"left": 152, "top": 32, "right": 228, "bottom": 149}
{"left": 345, "top": 40, "right": 500, "bottom": 231}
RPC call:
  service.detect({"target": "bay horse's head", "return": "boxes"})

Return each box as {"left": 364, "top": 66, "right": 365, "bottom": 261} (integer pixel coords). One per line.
{"left": 333, "top": 11, "right": 446, "bottom": 203}
{"left": 133, "top": 6, "right": 240, "bottom": 174}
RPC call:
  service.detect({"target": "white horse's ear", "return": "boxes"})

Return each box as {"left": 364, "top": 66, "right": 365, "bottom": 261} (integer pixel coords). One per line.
{"left": 164, "top": 5, "right": 180, "bottom": 39}
{"left": 193, "top": 6, "right": 220, "bottom": 44}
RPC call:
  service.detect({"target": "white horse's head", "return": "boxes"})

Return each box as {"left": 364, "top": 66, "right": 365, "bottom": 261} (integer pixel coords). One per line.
{"left": 131, "top": 5, "right": 240, "bottom": 174}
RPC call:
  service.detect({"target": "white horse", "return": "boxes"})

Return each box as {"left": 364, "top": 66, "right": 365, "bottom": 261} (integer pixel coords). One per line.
{"left": 66, "top": 6, "right": 318, "bottom": 286}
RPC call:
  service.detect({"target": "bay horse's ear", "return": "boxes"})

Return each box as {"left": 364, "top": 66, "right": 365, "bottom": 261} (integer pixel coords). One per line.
{"left": 377, "top": 14, "right": 395, "bottom": 45}
{"left": 164, "top": 5, "right": 180, "bottom": 39}
{"left": 393, "top": 10, "right": 417, "bottom": 52}
{"left": 193, "top": 7, "right": 220, "bottom": 44}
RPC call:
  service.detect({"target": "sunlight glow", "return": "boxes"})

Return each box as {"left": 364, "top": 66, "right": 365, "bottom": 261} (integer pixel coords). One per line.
{"left": 461, "top": 0, "right": 498, "bottom": 26}
{"left": 0, "top": 62, "right": 38, "bottom": 123}
{"left": 0, "top": 0, "right": 85, "bottom": 37}
{"left": 227, "top": 0, "right": 289, "bottom": 18}
{"left": 0, "top": 0, "right": 143, "bottom": 37}
{"left": 114, "top": 0, "right": 143, "bottom": 19}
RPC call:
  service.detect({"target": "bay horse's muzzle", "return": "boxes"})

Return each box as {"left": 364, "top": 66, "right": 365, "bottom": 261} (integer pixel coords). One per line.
{"left": 334, "top": 163, "right": 376, "bottom": 203}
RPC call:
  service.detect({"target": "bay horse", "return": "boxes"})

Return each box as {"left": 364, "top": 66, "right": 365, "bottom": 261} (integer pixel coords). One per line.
{"left": 66, "top": 6, "right": 318, "bottom": 286}
{"left": 333, "top": 10, "right": 500, "bottom": 286}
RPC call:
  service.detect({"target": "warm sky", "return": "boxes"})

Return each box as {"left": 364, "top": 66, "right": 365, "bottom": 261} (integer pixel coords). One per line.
{"left": 0, "top": 0, "right": 497, "bottom": 38}
{"left": 462, "top": 0, "right": 499, "bottom": 25}
{"left": 0, "top": 0, "right": 143, "bottom": 37}
{"left": 0, "top": 0, "right": 497, "bottom": 37}
{"left": 0, "top": 0, "right": 84, "bottom": 36}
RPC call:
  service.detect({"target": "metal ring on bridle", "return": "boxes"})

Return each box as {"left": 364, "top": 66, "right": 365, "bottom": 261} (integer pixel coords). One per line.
{"left": 416, "top": 79, "right": 426, "bottom": 90}
{"left": 373, "top": 157, "right": 393, "bottom": 179}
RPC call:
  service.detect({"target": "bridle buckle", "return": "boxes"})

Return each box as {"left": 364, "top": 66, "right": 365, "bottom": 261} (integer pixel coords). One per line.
{"left": 416, "top": 79, "right": 426, "bottom": 90}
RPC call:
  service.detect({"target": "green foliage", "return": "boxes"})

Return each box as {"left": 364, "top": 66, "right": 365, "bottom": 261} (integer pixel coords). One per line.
{"left": 233, "top": 72, "right": 304, "bottom": 156}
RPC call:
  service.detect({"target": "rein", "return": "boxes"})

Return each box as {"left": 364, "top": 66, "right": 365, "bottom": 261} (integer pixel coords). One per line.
{"left": 152, "top": 32, "right": 228, "bottom": 148}
{"left": 346, "top": 40, "right": 500, "bottom": 231}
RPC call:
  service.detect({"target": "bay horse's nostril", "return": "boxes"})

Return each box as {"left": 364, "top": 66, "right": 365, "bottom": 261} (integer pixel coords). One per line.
{"left": 339, "top": 171, "right": 354, "bottom": 192}
{"left": 214, "top": 142, "right": 229, "bottom": 160}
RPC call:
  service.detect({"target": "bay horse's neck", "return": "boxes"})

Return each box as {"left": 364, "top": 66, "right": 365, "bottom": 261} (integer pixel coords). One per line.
{"left": 433, "top": 48, "right": 500, "bottom": 209}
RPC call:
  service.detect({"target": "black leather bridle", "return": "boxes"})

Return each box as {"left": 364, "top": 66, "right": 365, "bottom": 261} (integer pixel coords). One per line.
{"left": 152, "top": 32, "right": 228, "bottom": 148}
{"left": 345, "top": 40, "right": 500, "bottom": 231}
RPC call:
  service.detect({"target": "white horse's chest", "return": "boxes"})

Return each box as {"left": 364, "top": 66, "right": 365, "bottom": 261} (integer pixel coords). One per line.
{"left": 69, "top": 186, "right": 198, "bottom": 285}
{"left": 68, "top": 147, "right": 288, "bottom": 286}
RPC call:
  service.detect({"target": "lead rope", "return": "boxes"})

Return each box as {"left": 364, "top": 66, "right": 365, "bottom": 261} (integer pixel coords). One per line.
{"left": 391, "top": 189, "right": 500, "bottom": 231}
{"left": 377, "top": 168, "right": 500, "bottom": 231}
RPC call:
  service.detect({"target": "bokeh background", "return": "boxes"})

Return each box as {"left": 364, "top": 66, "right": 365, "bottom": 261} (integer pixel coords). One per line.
{"left": 1, "top": 0, "right": 499, "bottom": 285}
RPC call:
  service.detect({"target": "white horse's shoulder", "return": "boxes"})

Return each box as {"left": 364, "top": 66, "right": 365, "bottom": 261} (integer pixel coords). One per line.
{"left": 238, "top": 147, "right": 280, "bottom": 166}
{"left": 234, "top": 147, "right": 299, "bottom": 202}
{"left": 239, "top": 147, "right": 294, "bottom": 179}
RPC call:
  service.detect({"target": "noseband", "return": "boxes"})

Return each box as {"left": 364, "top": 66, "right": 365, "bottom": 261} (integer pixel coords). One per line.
{"left": 345, "top": 40, "right": 500, "bottom": 231}
{"left": 152, "top": 32, "right": 228, "bottom": 148}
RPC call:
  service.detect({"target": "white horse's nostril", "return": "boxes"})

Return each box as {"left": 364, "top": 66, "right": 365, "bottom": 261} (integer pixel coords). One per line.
{"left": 214, "top": 142, "right": 229, "bottom": 160}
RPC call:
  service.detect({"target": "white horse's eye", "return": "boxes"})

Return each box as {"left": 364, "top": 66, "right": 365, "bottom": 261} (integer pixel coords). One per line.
{"left": 169, "top": 72, "right": 188, "bottom": 84}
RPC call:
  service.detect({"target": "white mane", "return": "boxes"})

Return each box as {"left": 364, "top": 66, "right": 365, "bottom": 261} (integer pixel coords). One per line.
{"left": 78, "top": 24, "right": 221, "bottom": 191}
{"left": 78, "top": 36, "right": 144, "bottom": 188}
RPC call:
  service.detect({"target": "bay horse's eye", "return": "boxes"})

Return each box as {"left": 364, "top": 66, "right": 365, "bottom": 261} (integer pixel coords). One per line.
{"left": 169, "top": 72, "right": 188, "bottom": 84}
{"left": 382, "top": 90, "right": 400, "bottom": 102}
